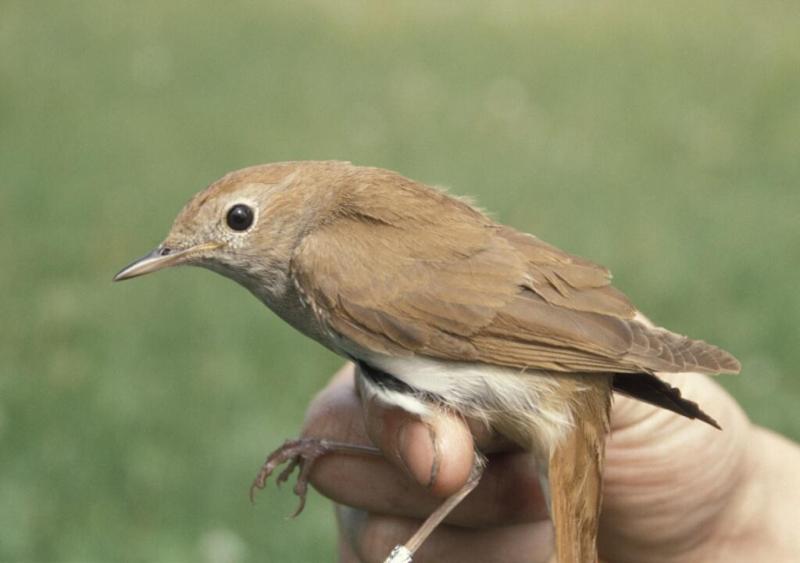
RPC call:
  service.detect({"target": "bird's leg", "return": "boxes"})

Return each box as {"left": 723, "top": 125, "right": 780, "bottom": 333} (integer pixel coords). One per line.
{"left": 384, "top": 454, "right": 486, "bottom": 563}
{"left": 249, "top": 437, "right": 381, "bottom": 516}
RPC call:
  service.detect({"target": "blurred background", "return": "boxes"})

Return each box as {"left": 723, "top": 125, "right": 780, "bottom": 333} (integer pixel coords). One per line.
{"left": 1, "top": 0, "right": 798, "bottom": 560}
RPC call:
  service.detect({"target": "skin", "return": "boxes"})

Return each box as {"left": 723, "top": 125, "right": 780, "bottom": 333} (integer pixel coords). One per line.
{"left": 298, "top": 364, "right": 800, "bottom": 563}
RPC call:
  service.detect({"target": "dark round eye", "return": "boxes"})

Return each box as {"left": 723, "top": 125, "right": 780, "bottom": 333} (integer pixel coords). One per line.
{"left": 226, "top": 204, "right": 254, "bottom": 231}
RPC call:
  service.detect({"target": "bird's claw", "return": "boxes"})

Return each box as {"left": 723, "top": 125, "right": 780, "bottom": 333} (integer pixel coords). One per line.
{"left": 249, "top": 437, "right": 332, "bottom": 517}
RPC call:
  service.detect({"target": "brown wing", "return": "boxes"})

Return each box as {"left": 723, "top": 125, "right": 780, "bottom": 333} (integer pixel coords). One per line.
{"left": 291, "top": 187, "right": 740, "bottom": 376}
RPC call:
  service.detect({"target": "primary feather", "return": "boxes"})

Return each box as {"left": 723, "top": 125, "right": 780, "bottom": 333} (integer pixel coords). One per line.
{"left": 290, "top": 163, "right": 740, "bottom": 378}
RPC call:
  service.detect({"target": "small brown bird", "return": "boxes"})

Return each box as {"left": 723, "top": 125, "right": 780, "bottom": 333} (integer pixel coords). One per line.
{"left": 114, "top": 161, "right": 739, "bottom": 563}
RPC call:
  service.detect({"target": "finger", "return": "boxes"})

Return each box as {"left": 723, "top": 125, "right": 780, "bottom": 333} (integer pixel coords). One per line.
{"left": 355, "top": 361, "right": 518, "bottom": 495}
{"left": 336, "top": 504, "right": 554, "bottom": 563}
{"left": 354, "top": 361, "right": 476, "bottom": 496}
{"left": 361, "top": 397, "right": 476, "bottom": 497}
{"left": 338, "top": 517, "right": 363, "bottom": 563}
{"left": 303, "top": 366, "right": 548, "bottom": 526}
{"left": 308, "top": 363, "right": 479, "bottom": 496}
{"left": 609, "top": 372, "right": 749, "bottom": 454}
{"left": 315, "top": 449, "right": 548, "bottom": 527}
{"left": 601, "top": 372, "right": 753, "bottom": 561}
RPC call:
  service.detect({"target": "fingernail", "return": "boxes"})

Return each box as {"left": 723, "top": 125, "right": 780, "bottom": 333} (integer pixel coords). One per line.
{"left": 397, "top": 420, "right": 439, "bottom": 489}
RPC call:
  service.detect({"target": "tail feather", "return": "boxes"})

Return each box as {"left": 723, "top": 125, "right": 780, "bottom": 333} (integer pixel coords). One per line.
{"left": 548, "top": 379, "right": 611, "bottom": 563}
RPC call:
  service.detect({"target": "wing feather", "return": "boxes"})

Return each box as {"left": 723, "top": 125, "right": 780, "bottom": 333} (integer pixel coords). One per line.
{"left": 291, "top": 182, "right": 739, "bottom": 376}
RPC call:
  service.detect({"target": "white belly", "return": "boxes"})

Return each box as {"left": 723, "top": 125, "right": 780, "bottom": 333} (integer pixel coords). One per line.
{"left": 358, "top": 354, "right": 576, "bottom": 455}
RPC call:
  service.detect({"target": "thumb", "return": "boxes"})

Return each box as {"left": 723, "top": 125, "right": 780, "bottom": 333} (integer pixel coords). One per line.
{"left": 358, "top": 377, "right": 476, "bottom": 497}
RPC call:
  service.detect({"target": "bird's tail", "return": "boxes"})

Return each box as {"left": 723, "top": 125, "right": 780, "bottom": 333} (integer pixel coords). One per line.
{"left": 547, "top": 379, "right": 610, "bottom": 563}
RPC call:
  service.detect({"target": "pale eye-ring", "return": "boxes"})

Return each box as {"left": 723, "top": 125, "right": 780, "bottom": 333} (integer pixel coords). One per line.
{"left": 226, "top": 204, "right": 254, "bottom": 231}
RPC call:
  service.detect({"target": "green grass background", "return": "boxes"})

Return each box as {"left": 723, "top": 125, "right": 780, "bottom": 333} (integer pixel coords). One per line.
{"left": 1, "top": 1, "right": 798, "bottom": 561}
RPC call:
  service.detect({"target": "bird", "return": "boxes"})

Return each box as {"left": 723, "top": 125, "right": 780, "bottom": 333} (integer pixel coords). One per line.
{"left": 114, "top": 161, "right": 740, "bottom": 563}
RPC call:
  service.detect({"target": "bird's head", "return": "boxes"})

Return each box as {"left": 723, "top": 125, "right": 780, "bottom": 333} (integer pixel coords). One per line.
{"left": 113, "top": 161, "right": 350, "bottom": 296}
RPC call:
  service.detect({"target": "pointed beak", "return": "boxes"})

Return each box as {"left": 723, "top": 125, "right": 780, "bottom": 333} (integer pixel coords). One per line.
{"left": 112, "top": 242, "right": 221, "bottom": 282}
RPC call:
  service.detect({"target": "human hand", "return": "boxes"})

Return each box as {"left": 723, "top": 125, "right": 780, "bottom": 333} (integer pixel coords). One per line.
{"left": 301, "top": 364, "right": 800, "bottom": 562}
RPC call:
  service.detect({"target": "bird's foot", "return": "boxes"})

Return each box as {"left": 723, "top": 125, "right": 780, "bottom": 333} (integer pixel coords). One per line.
{"left": 249, "top": 437, "right": 381, "bottom": 517}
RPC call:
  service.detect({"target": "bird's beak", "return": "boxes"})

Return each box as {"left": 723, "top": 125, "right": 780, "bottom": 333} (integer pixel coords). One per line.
{"left": 112, "top": 242, "right": 221, "bottom": 282}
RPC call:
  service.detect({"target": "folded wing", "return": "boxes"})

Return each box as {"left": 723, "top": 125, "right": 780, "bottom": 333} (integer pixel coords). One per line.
{"left": 291, "top": 185, "right": 740, "bottom": 377}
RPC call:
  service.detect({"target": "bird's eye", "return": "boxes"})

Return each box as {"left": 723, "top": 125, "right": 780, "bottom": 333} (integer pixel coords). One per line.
{"left": 226, "top": 204, "right": 254, "bottom": 231}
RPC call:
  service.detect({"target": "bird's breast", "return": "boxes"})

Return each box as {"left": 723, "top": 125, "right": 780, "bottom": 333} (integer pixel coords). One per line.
{"left": 207, "top": 259, "right": 341, "bottom": 352}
